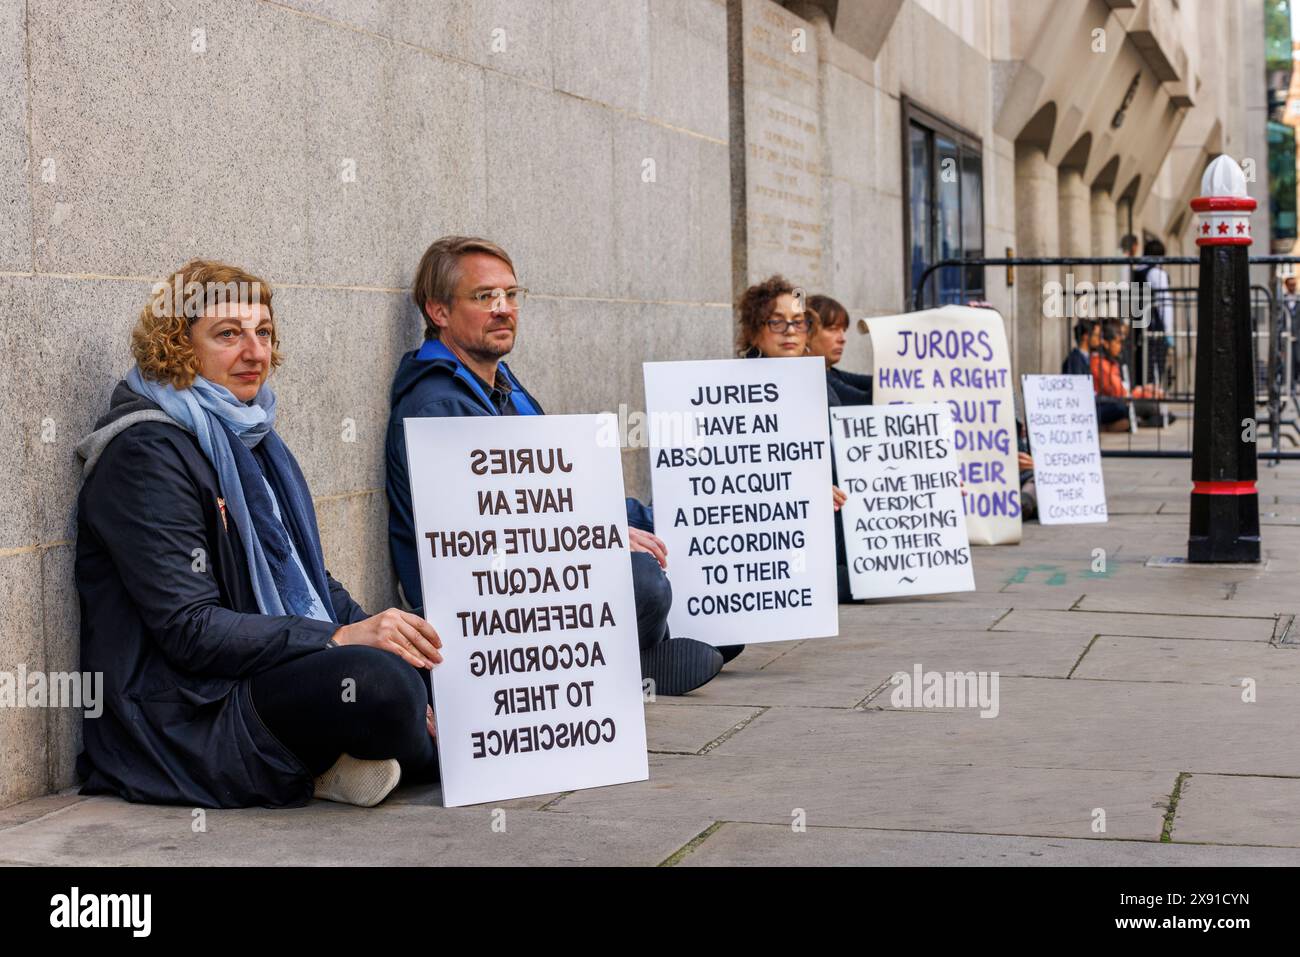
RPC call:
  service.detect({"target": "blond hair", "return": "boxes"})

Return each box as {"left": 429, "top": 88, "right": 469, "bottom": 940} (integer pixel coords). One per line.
{"left": 412, "top": 236, "right": 516, "bottom": 340}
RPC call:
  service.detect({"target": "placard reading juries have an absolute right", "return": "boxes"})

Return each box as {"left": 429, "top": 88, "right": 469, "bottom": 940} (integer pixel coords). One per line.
{"left": 643, "top": 357, "right": 838, "bottom": 646}
{"left": 830, "top": 403, "right": 974, "bottom": 599}
{"left": 1022, "top": 374, "right": 1109, "bottom": 525}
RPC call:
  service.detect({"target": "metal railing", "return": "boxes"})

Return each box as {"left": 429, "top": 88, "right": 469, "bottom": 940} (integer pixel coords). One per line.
{"left": 910, "top": 255, "right": 1300, "bottom": 460}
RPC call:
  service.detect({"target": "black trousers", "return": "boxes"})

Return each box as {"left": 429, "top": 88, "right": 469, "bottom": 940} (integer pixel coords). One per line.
{"left": 248, "top": 645, "right": 439, "bottom": 782}
{"left": 252, "top": 555, "right": 670, "bottom": 783}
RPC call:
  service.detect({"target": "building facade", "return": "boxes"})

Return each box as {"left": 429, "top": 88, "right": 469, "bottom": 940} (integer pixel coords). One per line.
{"left": 0, "top": 0, "right": 1269, "bottom": 806}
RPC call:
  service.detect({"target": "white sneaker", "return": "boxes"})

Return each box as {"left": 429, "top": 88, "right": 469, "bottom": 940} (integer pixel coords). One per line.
{"left": 312, "top": 754, "right": 401, "bottom": 807}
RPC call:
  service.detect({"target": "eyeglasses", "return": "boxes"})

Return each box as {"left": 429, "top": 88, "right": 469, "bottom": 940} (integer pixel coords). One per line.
{"left": 764, "top": 317, "right": 808, "bottom": 334}
{"left": 462, "top": 287, "right": 529, "bottom": 309}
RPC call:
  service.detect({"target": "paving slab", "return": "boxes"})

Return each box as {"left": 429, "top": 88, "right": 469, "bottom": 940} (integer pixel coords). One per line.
{"left": 714, "top": 681, "right": 1300, "bottom": 777}
{"left": 4, "top": 458, "right": 1299, "bottom": 863}
{"left": 1172, "top": 774, "right": 1300, "bottom": 848}
{"left": 841, "top": 600, "right": 1011, "bottom": 631}
{"left": 664, "top": 658, "right": 876, "bottom": 709}
{"left": 386, "top": 783, "right": 556, "bottom": 811}
{"left": 674, "top": 822, "right": 1300, "bottom": 866}
{"left": 0, "top": 796, "right": 711, "bottom": 867}
{"left": 548, "top": 754, "right": 1173, "bottom": 841}
{"left": 1076, "top": 592, "right": 1290, "bottom": 617}
{"left": 644, "top": 703, "right": 765, "bottom": 754}
{"left": 983, "top": 589, "right": 1084, "bottom": 611}
{"left": 1073, "top": 635, "right": 1300, "bottom": 687}
{"left": 725, "top": 640, "right": 802, "bottom": 670}
{"left": 993, "top": 609, "right": 1276, "bottom": 641}
{"left": 756, "top": 628, "right": 1093, "bottom": 681}
{"left": 1229, "top": 579, "right": 1300, "bottom": 605}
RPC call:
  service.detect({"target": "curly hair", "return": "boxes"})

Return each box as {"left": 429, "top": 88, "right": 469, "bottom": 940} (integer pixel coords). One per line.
{"left": 131, "top": 260, "right": 281, "bottom": 388}
{"left": 736, "top": 274, "right": 810, "bottom": 356}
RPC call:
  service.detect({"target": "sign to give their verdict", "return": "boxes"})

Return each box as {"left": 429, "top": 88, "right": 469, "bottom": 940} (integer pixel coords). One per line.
{"left": 869, "top": 305, "right": 1022, "bottom": 545}
{"left": 830, "top": 403, "right": 974, "bottom": 599}
{"left": 1022, "top": 374, "right": 1109, "bottom": 524}
{"left": 404, "top": 414, "right": 648, "bottom": 808}
{"left": 643, "top": 357, "right": 838, "bottom": 646}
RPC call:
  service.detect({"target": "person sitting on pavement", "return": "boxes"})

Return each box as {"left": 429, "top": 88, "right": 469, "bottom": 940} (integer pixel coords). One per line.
{"left": 1092, "top": 321, "right": 1171, "bottom": 430}
{"left": 736, "top": 275, "right": 853, "bottom": 603}
{"left": 75, "top": 259, "right": 441, "bottom": 810}
{"left": 385, "top": 236, "right": 726, "bottom": 695}
{"left": 1062, "top": 319, "right": 1096, "bottom": 377}
{"left": 1065, "top": 318, "right": 1128, "bottom": 429}
{"left": 807, "top": 293, "right": 872, "bottom": 405}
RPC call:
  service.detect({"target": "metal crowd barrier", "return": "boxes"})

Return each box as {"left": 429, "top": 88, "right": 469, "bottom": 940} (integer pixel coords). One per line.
{"left": 910, "top": 255, "right": 1300, "bottom": 461}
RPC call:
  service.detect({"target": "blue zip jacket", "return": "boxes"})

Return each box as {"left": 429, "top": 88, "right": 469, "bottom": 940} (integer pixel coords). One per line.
{"left": 385, "top": 341, "right": 654, "bottom": 616}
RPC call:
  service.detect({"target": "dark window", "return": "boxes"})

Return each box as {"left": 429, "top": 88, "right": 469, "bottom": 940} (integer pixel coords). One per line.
{"left": 903, "top": 99, "right": 985, "bottom": 308}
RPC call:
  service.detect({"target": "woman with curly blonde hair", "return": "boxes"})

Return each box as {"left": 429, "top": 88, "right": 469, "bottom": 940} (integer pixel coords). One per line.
{"left": 75, "top": 259, "right": 442, "bottom": 808}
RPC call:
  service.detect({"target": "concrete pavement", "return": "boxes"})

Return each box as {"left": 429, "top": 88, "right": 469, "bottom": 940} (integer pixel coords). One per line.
{"left": 2, "top": 457, "right": 1298, "bottom": 866}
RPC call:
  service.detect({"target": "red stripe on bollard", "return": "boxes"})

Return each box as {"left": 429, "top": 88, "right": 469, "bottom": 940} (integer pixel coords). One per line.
{"left": 1192, "top": 480, "right": 1257, "bottom": 496}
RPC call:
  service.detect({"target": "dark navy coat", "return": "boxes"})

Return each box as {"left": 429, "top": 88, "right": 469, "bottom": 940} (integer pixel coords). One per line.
{"left": 385, "top": 345, "right": 654, "bottom": 616}
{"left": 75, "top": 385, "right": 368, "bottom": 808}
{"left": 827, "top": 366, "right": 873, "bottom": 405}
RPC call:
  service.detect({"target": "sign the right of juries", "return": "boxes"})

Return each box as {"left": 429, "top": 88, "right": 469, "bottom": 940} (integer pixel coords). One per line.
{"left": 643, "top": 356, "right": 839, "bottom": 646}
{"left": 830, "top": 403, "right": 975, "bottom": 599}
{"left": 1021, "top": 374, "right": 1109, "bottom": 525}
{"left": 869, "top": 306, "right": 1022, "bottom": 545}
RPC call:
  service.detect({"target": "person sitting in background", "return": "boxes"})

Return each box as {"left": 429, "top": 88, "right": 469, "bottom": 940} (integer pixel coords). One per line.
{"left": 1092, "top": 320, "right": 1174, "bottom": 431}
{"left": 807, "top": 293, "right": 872, "bottom": 405}
{"left": 1091, "top": 321, "right": 1127, "bottom": 399}
{"left": 75, "top": 260, "right": 441, "bottom": 810}
{"left": 386, "top": 235, "right": 727, "bottom": 693}
{"left": 1065, "top": 318, "right": 1128, "bottom": 429}
{"left": 737, "top": 276, "right": 853, "bottom": 602}
{"left": 1061, "top": 319, "right": 1096, "bottom": 376}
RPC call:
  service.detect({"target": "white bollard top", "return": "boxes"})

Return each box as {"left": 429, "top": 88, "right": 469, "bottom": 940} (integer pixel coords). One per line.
{"left": 1200, "top": 154, "right": 1248, "bottom": 198}
{"left": 1192, "top": 154, "right": 1255, "bottom": 246}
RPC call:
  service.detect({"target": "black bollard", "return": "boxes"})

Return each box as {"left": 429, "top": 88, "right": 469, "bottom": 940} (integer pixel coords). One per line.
{"left": 1188, "top": 156, "right": 1260, "bottom": 563}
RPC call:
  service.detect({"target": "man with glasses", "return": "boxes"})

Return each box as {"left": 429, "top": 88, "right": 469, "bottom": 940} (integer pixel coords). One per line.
{"left": 385, "top": 236, "right": 725, "bottom": 696}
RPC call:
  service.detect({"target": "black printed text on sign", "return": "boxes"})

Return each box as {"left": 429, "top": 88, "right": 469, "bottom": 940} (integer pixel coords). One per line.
{"left": 1022, "top": 374, "right": 1109, "bottom": 525}
{"left": 643, "top": 357, "right": 839, "bottom": 645}
{"left": 830, "top": 403, "right": 975, "bottom": 599}
{"left": 869, "top": 306, "right": 1022, "bottom": 544}
{"left": 404, "top": 414, "right": 648, "bottom": 807}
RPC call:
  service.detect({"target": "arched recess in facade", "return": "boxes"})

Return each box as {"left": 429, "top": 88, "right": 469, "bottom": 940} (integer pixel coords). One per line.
{"left": 1058, "top": 132, "right": 1094, "bottom": 260}
{"left": 1090, "top": 156, "right": 1122, "bottom": 267}
{"left": 1012, "top": 101, "right": 1062, "bottom": 380}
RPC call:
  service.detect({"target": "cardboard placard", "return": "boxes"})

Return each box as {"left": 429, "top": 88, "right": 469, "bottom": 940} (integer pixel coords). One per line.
{"left": 1022, "top": 374, "right": 1109, "bottom": 525}
{"left": 869, "top": 305, "right": 1023, "bottom": 544}
{"left": 830, "top": 403, "right": 975, "bottom": 598}
{"left": 643, "top": 356, "right": 839, "bottom": 645}
{"left": 404, "top": 414, "right": 648, "bottom": 807}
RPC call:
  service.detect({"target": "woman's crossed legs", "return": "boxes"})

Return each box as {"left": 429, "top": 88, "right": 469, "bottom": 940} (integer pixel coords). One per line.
{"left": 249, "top": 645, "right": 438, "bottom": 783}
